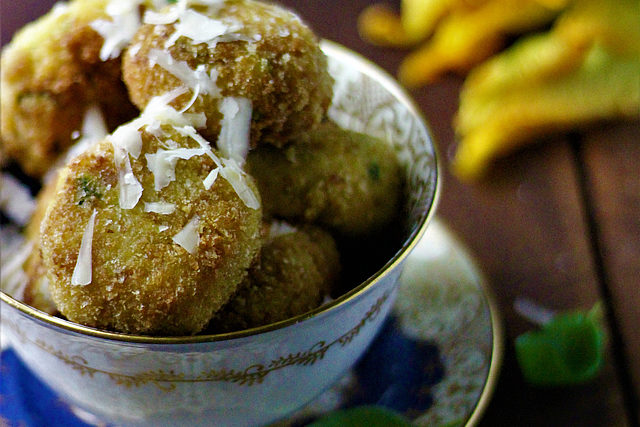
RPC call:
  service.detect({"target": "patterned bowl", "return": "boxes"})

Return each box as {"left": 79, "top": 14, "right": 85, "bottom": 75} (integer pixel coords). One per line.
{"left": 0, "top": 40, "right": 440, "bottom": 427}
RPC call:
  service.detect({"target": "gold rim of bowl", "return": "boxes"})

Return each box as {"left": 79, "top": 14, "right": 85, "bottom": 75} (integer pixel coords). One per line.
{"left": 1, "top": 40, "right": 442, "bottom": 345}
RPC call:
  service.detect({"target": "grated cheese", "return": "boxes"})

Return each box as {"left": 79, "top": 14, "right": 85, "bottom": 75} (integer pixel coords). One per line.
{"left": 165, "top": 9, "right": 229, "bottom": 46}
{"left": 113, "top": 146, "right": 143, "bottom": 209}
{"left": 148, "top": 48, "right": 219, "bottom": 97}
{"left": 71, "top": 209, "right": 98, "bottom": 286}
{"left": 143, "top": 8, "right": 182, "bottom": 25}
{"left": 173, "top": 125, "right": 218, "bottom": 159}
{"left": 219, "top": 159, "right": 260, "bottom": 210}
{"left": 217, "top": 97, "right": 252, "bottom": 164}
{"left": 144, "top": 201, "right": 176, "bottom": 214}
{"left": 91, "top": 0, "right": 143, "bottom": 61}
{"left": 81, "top": 104, "right": 109, "bottom": 143}
{"left": 203, "top": 167, "right": 219, "bottom": 189}
{"left": 143, "top": 0, "right": 240, "bottom": 50}
{"left": 145, "top": 146, "right": 209, "bottom": 191}
{"left": 172, "top": 214, "right": 200, "bottom": 254}
{"left": 109, "top": 120, "right": 143, "bottom": 159}
{"left": 143, "top": 88, "right": 208, "bottom": 130}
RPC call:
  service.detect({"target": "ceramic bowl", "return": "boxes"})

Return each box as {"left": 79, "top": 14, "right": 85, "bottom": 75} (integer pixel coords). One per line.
{"left": 0, "top": 40, "right": 440, "bottom": 426}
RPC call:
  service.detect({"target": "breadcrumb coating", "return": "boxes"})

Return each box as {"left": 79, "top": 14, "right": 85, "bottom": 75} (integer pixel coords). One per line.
{"left": 209, "top": 224, "right": 340, "bottom": 332}
{"left": 122, "top": 0, "right": 333, "bottom": 148}
{"left": 39, "top": 125, "right": 262, "bottom": 335}
{"left": 1, "top": 0, "right": 139, "bottom": 177}
{"left": 247, "top": 121, "right": 403, "bottom": 236}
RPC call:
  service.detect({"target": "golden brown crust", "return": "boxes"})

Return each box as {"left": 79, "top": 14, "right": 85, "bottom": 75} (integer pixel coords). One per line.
{"left": 246, "top": 121, "right": 404, "bottom": 236}
{"left": 0, "top": 0, "right": 138, "bottom": 178}
{"left": 39, "top": 126, "right": 262, "bottom": 335}
{"left": 209, "top": 225, "right": 340, "bottom": 332}
{"left": 122, "top": 0, "right": 333, "bottom": 148}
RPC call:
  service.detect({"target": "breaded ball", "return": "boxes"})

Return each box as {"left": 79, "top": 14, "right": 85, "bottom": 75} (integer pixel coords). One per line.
{"left": 39, "top": 121, "right": 262, "bottom": 335}
{"left": 209, "top": 222, "right": 340, "bottom": 332}
{"left": 22, "top": 174, "right": 61, "bottom": 315}
{"left": 122, "top": 0, "right": 333, "bottom": 148}
{"left": 1, "top": 0, "right": 140, "bottom": 178}
{"left": 246, "top": 121, "right": 404, "bottom": 236}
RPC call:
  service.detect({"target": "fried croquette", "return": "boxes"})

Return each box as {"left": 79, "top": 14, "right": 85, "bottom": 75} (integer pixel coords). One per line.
{"left": 209, "top": 222, "right": 340, "bottom": 332}
{"left": 0, "top": 0, "right": 145, "bottom": 178}
{"left": 21, "top": 174, "right": 61, "bottom": 315}
{"left": 39, "top": 117, "right": 262, "bottom": 335}
{"left": 246, "top": 121, "right": 403, "bottom": 236}
{"left": 122, "top": 0, "right": 333, "bottom": 148}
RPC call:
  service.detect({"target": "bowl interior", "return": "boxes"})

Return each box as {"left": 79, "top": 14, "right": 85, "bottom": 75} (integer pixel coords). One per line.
{"left": 0, "top": 40, "right": 440, "bottom": 343}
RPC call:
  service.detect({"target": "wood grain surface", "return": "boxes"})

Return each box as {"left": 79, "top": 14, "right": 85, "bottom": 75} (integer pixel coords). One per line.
{"left": 2, "top": 1, "right": 638, "bottom": 425}
{"left": 281, "top": 1, "right": 639, "bottom": 425}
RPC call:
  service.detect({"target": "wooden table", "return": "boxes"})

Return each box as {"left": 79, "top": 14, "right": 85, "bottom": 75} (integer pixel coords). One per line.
{"left": 2, "top": 1, "right": 639, "bottom": 425}
{"left": 276, "top": 1, "right": 639, "bottom": 425}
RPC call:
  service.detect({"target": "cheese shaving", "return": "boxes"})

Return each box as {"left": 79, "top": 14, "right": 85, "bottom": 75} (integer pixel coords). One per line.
{"left": 91, "top": 0, "right": 143, "bottom": 61}
{"left": 142, "top": 89, "right": 207, "bottom": 131}
{"left": 71, "top": 209, "right": 98, "bottom": 286}
{"left": 107, "top": 89, "right": 209, "bottom": 201}
{"left": 172, "top": 215, "right": 200, "bottom": 254}
{"left": 148, "top": 48, "right": 219, "bottom": 96}
{"left": 81, "top": 104, "right": 109, "bottom": 144}
{"left": 144, "top": 201, "right": 176, "bottom": 214}
{"left": 144, "top": 8, "right": 182, "bottom": 25}
{"left": 219, "top": 159, "right": 260, "bottom": 210}
{"left": 173, "top": 126, "right": 218, "bottom": 160}
{"left": 144, "top": 0, "right": 239, "bottom": 50}
{"left": 165, "top": 9, "right": 229, "bottom": 47}
{"left": 109, "top": 120, "right": 143, "bottom": 159}
{"left": 203, "top": 167, "right": 219, "bottom": 189}
{"left": 113, "top": 147, "right": 143, "bottom": 209}
{"left": 145, "top": 147, "right": 209, "bottom": 190}
{"left": 217, "top": 97, "right": 252, "bottom": 164}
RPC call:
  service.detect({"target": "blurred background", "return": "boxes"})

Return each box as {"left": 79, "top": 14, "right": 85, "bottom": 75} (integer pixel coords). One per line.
{"left": 2, "top": 0, "right": 639, "bottom": 425}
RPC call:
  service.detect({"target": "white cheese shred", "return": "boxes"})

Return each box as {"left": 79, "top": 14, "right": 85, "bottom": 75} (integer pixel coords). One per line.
{"left": 217, "top": 97, "right": 252, "bottom": 165}
{"left": 90, "top": 0, "right": 143, "bottom": 61}
{"left": 165, "top": 9, "right": 229, "bottom": 47}
{"left": 172, "top": 215, "right": 200, "bottom": 254}
{"left": 144, "top": 1, "right": 238, "bottom": 50}
{"left": 113, "top": 147, "right": 143, "bottom": 209}
{"left": 203, "top": 167, "right": 219, "bottom": 189}
{"left": 71, "top": 209, "right": 98, "bottom": 286}
{"left": 219, "top": 159, "right": 260, "bottom": 210}
{"left": 83, "top": 104, "right": 108, "bottom": 135}
{"left": 148, "top": 48, "right": 219, "bottom": 96}
{"left": 145, "top": 147, "right": 209, "bottom": 191}
{"left": 144, "top": 201, "right": 176, "bottom": 214}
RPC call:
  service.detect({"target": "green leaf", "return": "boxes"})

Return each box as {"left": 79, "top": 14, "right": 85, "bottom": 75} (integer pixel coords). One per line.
{"left": 515, "top": 303, "right": 605, "bottom": 386}
{"left": 307, "top": 406, "right": 413, "bottom": 427}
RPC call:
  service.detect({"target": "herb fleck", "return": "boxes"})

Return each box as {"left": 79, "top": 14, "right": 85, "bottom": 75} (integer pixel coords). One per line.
{"left": 77, "top": 175, "right": 103, "bottom": 206}
{"left": 368, "top": 162, "right": 381, "bottom": 181}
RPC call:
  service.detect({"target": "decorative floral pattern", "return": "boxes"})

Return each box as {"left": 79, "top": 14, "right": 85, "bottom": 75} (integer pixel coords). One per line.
{"left": 0, "top": 43, "right": 441, "bottom": 426}
{"left": 283, "top": 219, "right": 500, "bottom": 427}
